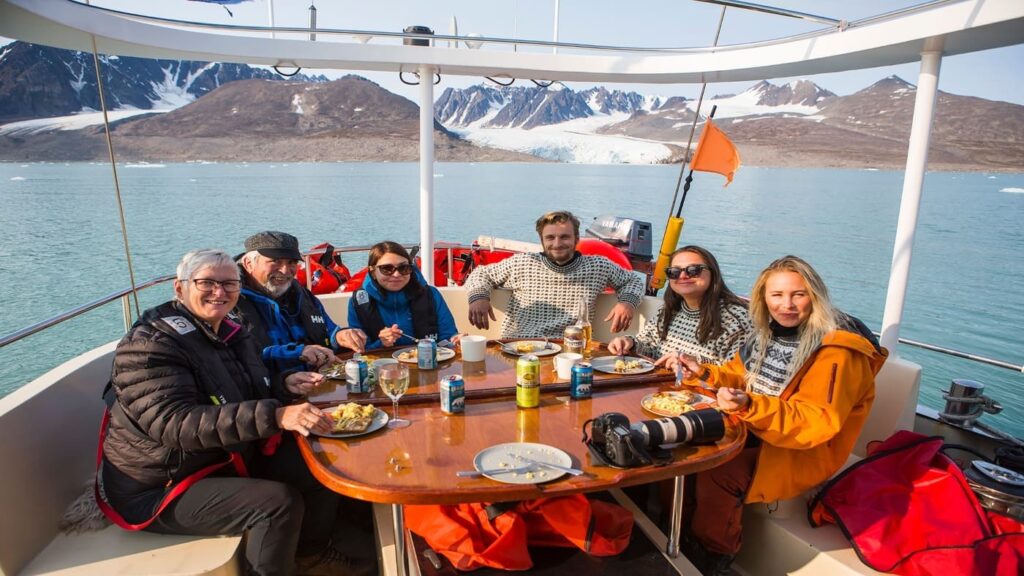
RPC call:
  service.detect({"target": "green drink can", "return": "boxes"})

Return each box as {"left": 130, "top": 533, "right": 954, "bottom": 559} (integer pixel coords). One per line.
{"left": 516, "top": 354, "right": 541, "bottom": 408}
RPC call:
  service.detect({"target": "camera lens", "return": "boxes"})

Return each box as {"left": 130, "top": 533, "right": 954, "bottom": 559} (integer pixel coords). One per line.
{"left": 635, "top": 409, "right": 725, "bottom": 447}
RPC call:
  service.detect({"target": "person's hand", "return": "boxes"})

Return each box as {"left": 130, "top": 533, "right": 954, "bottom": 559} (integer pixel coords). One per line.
{"left": 336, "top": 328, "right": 367, "bottom": 353}
{"left": 607, "top": 336, "right": 634, "bottom": 355}
{"left": 717, "top": 387, "right": 751, "bottom": 412}
{"left": 654, "top": 352, "right": 681, "bottom": 371}
{"left": 674, "top": 354, "right": 702, "bottom": 379}
{"left": 604, "top": 302, "right": 635, "bottom": 333}
{"left": 469, "top": 299, "right": 496, "bottom": 330}
{"left": 285, "top": 371, "right": 326, "bottom": 396}
{"left": 378, "top": 324, "right": 403, "bottom": 348}
{"left": 275, "top": 402, "right": 331, "bottom": 437}
{"left": 300, "top": 345, "right": 335, "bottom": 369}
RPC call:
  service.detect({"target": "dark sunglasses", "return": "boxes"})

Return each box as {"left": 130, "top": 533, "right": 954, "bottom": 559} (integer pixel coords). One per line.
{"left": 665, "top": 264, "right": 709, "bottom": 280}
{"left": 375, "top": 263, "right": 414, "bottom": 276}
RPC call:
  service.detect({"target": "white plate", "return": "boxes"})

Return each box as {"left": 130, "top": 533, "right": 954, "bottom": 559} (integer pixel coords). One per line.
{"left": 499, "top": 340, "right": 562, "bottom": 357}
{"left": 641, "top": 390, "right": 717, "bottom": 417}
{"left": 473, "top": 442, "right": 573, "bottom": 484}
{"left": 313, "top": 407, "right": 389, "bottom": 439}
{"left": 590, "top": 356, "right": 655, "bottom": 375}
{"left": 392, "top": 346, "right": 457, "bottom": 364}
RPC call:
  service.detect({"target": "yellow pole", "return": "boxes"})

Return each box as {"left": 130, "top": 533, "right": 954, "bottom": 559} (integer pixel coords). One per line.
{"left": 650, "top": 216, "right": 684, "bottom": 291}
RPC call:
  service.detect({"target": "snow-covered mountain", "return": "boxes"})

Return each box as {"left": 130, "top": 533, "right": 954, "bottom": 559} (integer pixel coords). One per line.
{"left": 0, "top": 41, "right": 326, "bottom": 123}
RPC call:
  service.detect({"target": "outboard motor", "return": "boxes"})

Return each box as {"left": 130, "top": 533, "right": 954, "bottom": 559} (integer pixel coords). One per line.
{"left": 584, "top": 215, "right": 654, "bottom": 285}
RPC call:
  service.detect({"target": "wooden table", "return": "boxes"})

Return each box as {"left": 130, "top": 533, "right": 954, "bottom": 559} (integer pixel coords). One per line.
{"left": 298, "top": 341, "right": 746, "bottom": 575}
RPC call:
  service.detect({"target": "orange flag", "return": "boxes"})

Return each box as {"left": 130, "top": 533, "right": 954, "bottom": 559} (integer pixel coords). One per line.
{"left": 690, "top": 119, "right": 741, "bottom": 186}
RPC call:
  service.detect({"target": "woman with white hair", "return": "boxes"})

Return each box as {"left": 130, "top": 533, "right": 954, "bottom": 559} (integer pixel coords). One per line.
{"left": 677, "top": 255, "right": 887, "bottom": 576}
{"left": 98, "top": 249, "right": 371, "bottom": 576}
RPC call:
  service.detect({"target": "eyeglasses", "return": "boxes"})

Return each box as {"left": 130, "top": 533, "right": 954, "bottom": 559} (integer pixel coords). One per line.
{"left": 375, "top": 263, "right": 414, "bottom": 276}
{"left": 665, "top": 264, "right": 709, "bottom": 280}
{"left": 191, "top": 278, "right": 242, "bottom": 293}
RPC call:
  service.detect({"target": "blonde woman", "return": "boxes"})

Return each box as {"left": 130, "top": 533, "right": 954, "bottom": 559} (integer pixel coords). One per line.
{"left": 677, "top": 255, "right": 887, "bottom": 575}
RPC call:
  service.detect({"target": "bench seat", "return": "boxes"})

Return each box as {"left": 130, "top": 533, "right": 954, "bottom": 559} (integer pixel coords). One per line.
{"left": 20, "top": 529, "right": 241, "bottom": 576}
{"left": 0, "top": 344, "right": 242, "bottom": 576}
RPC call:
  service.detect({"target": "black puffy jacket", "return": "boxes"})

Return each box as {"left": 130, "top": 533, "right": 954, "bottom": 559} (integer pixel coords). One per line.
{"left": 102, "top": 301, "right": 289, "bottom": 513}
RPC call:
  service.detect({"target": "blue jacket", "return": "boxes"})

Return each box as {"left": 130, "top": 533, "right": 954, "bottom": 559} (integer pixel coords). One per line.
{"left": 235, "top": 279, "right": 342, "bottom": 371}
{"left": 347, "top": 270, "right": 458, "bottom": 350}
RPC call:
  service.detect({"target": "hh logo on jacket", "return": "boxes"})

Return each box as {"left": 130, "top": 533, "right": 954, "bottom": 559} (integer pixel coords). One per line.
{"left": 311, "top": 315, "right": 325, "bottom": 324}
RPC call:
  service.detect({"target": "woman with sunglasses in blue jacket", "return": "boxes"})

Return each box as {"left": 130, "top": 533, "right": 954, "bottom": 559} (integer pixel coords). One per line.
{"left": 348, "top": 241, "right": 459, "bottom": 350}
{"left": 608, "top": 245, "right": 750, "bottom": 366}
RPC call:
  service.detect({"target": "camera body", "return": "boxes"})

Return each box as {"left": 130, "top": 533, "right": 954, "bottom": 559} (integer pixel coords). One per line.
{"left": 585, "top": 409, "right": 725, "bottom": 468}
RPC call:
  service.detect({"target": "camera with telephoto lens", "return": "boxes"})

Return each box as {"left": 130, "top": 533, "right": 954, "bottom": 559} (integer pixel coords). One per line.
{"left": 584, "top": 409, "right": 726, "bottom": 468}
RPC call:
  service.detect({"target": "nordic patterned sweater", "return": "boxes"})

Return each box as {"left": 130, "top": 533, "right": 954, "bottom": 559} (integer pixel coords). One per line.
{"left": 465, "top": 252, "right": 645, "bottom": 338}
{"left": 632, "top": 300, "right": 751, "bottom": 364}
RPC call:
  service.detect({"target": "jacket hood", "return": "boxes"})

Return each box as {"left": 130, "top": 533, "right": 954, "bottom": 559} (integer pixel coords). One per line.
{"left": 821, "top": 329, "right": 888, "bottom": 375}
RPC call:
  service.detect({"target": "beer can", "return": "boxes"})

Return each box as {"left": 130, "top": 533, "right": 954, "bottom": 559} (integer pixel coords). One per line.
{"left": 570, "top": 362, "right": 593, "bottom": 399}
{"left": 345, "top": 358, "right": 369, "bottom": 393}
{"left": 440, "top": 374, "right": 465, "bottom": 414}
{"left": 563, "top": 325, "right": 585, "bottom": 355}
{"left": 516, "top": 354, "right": 541, "bottom": 408}
{"left": 417, "top": 338, "right": 437, "bottom": 370}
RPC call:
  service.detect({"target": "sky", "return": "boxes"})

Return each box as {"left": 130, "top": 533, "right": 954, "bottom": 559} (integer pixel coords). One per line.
{"left": 14, "top": 0, "right": 1024, "bottom": 104}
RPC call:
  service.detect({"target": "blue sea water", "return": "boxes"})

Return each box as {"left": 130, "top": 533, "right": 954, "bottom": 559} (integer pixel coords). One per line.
{"left": 1, "top": 162, "right": 1021, "bottom": 435}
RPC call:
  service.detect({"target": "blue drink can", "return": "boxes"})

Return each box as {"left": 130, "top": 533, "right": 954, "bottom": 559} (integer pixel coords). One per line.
{"left": 570, "top": 362, "right": 593, "bottom": 399}
{"left": 440, "top": 374, "right": 465, "bottom": 414}
{"left": 345, "top": 358, "right": 369, "bottom": 393}
{"left": 417, "top": 339, "right": 437, "bottom": 370}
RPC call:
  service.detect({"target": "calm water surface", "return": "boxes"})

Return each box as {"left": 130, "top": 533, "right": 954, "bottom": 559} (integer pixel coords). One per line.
{"left": 1, "top": 162, "right": 1022, "bottom": 435}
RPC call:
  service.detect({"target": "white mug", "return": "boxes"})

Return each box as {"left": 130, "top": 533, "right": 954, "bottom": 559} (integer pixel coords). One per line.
{"left": 554, "top": 352, "right": 583, "bottom": 380}
{"left": 460, "top": 335, "right": 488, "bottom": 362}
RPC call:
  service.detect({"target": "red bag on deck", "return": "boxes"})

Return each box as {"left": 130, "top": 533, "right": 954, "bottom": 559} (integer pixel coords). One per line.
{"left": 405, "top": 495, "right": 633, "bottom": 571}
{"left": 809, "top": 430, "right": 1024, "bottom": 576}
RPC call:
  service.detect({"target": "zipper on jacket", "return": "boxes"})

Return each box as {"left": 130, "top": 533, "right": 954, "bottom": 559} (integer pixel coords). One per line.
{"left": 827, "top": 363, "right": 837, "bottom": 404}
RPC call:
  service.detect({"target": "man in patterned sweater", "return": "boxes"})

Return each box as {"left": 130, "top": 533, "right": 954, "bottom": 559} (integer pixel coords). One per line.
{"left": 466, "top": 211, "right": 644, "bottom": 338}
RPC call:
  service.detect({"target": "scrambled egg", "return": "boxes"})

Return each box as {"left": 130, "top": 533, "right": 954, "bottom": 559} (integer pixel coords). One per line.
{"left": 514, "top": 341, "right": 535, "bottom": 353}
{"left": 642, "top": 391, "right": 696, "bottom": 416}
{"left": 614, "top": 358, "right": 643, "bottom": 372}
{"left": 331, "top": 402, "right": 376, "bottom": 432}
{"left": 398, "top": 349, "right": 417, "bottom": 361}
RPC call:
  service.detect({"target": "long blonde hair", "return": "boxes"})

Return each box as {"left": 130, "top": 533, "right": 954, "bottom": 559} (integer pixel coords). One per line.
{"left": 745, "top": 256, "right": 838, "bottom": 389}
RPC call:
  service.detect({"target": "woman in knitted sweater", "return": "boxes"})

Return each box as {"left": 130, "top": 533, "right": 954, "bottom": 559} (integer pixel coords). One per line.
{"left": 608, "top": 246, "right": 750, "bottom": 365}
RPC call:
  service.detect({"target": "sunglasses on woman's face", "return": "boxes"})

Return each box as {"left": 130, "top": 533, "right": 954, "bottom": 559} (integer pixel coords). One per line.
{"left": 665, "top": 264, "right": 708, "bottom": 280}
{"left": 375, "top": 263, "right": 414, "bottom": 276}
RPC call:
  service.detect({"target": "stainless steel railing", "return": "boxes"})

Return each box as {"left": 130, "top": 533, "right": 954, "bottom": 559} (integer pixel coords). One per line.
{"left": 0, "top": 274, "right": 175, "bottom": 349}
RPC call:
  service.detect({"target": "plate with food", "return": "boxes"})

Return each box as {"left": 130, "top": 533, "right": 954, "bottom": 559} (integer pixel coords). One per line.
{"left": 499, "top": 340, "right": 562, "bottom": 357}
{"left": 640, "top": 390, "right": 717, "bottom": 417}
{"left": 472, "top": 442, "right": 574, "bottom": 484}
{"left": 314, "top": 402, "right": 389, "bottom": 438}
{"left": 392, "top": 346, "right": 457, "bottom": 364}
{"left": 590, "top": 356, "right": 655, "bottom": 375}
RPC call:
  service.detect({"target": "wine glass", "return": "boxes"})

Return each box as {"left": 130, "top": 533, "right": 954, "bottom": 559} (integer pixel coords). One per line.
{"left": 378, "top": 364, "right": 411, "bottom": 429}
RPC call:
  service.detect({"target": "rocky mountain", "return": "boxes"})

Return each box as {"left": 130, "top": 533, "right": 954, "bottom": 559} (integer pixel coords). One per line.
{"left": 0, "top": 41, "right": 326, "bottom": 122}
{"left": 746, "top": 79, "right": 836, "bottom": 107}
{"left": 0, "top": 75, "right": 535, "bottom": 162}
{"left": 434, "top": 84, "right": 655, "bottom": 129}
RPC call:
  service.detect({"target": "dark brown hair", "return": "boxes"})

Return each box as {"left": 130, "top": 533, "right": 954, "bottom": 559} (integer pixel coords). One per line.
{"left": 367, "top": 241, "right": 423, "bottom": 296}
{"left": 660, "top": 245, "right": 746, "bottom": 344}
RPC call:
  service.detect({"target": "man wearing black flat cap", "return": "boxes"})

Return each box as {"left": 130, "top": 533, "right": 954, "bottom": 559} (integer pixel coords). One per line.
{"left": 235, "top": 231, "right": 367, "bottom": 372}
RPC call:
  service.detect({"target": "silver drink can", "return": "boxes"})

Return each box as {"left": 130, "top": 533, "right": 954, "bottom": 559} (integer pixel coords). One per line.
{"left": 345, "top": 358, "right": 369, "bottom": 393}
{"left": 417, "top": 339, "right": 438, "bottom": 370}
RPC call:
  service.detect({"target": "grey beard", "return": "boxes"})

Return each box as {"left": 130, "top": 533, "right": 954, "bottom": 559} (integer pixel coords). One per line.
{"left": 263, "top": 279, "right": 291, "bottom": 298}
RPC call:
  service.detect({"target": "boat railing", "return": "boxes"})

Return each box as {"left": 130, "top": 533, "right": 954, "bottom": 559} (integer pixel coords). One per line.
{"left": 0, "top": 274, "right": 175, "bottom": 349}
{"left": 1, "top": 272, "right": 1020, "bottom": 376}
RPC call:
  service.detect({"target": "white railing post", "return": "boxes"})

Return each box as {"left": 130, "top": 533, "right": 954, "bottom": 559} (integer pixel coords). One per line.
{"left": 419, "top": 63, "right": 435, "bottom": 285}
{"left": 880, "top": 40, "right": 943, "bottom": 353}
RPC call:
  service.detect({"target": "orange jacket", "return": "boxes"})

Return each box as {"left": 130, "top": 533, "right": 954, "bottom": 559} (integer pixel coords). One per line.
{"left": 692, "top": 329, "right": 887, "bottom": 503}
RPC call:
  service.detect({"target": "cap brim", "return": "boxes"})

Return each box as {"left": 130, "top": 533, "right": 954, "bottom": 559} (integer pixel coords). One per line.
{"left": 256, "top": 248, "right": 302, "bottom": 260}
